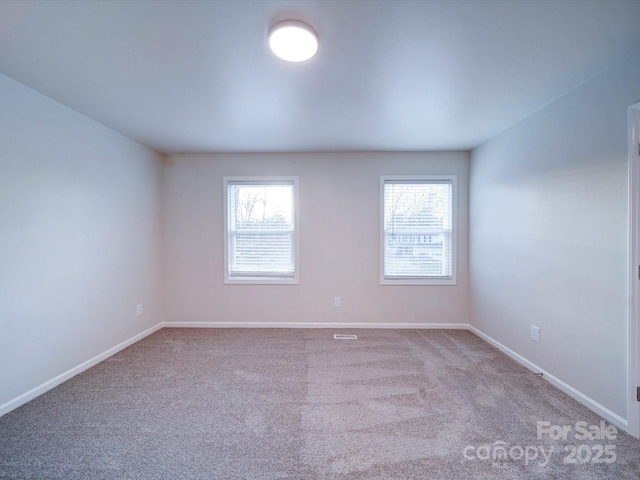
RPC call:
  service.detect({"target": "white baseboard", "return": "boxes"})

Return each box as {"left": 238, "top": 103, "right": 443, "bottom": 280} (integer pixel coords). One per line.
{"left": 0, "top": 323, "right": 163, "bottom": 418}
{"left": 469, "top": 326, "right": 627, "bottom": 431}
{"left": 0, "top": 321, "right": 467, "bottom": 419}
{"left": 2, "top": 321, "right": 629, "bottom": 436}
{"left": 160, "top": 321, "right": 471, "bottom": 330}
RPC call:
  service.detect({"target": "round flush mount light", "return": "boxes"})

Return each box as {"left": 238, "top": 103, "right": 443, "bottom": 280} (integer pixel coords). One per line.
{"left": 268, "top": 20, "right": 319, "bottom": 62}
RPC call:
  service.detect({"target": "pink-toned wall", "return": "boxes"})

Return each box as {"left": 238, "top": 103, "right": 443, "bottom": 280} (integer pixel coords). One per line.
{"left": 163, "top": 151, "right": 469, "bottom": 327}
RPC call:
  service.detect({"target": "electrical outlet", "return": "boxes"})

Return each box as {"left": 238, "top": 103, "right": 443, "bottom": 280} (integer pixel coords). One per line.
{"left": 531, "top": 325, "right": 540, "bottom": 343}
{"left": 333, "top": 297, "right": 341, "bottom": 308}
{"left": 136, "top": 304, "right": 143, "bottom": 317}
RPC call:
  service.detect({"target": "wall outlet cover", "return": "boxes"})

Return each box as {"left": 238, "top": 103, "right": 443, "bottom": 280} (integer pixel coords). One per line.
{"left": 531, "top": 325, "right": 540, "bottom": 343}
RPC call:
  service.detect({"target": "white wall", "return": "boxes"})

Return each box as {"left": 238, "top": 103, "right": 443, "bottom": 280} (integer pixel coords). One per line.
{"left": 163, "top": 152, "right": 469, "bottom": 326}
{"left": 470, "top": 51, "right": 640, "bottom": 420}
{"left": 0, "top": 74, "right": 164, "bottom": 409}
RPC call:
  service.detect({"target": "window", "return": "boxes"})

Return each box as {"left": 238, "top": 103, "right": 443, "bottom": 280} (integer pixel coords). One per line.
{"left": 381, "top": 176, "right": 456, "bottom": 285}
{"left": 224, "top": 177, "right": 298, "bottom": 284}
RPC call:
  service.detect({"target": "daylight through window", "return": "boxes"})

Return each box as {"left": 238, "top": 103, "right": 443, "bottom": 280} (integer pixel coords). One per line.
{"left": 225, "top": 178, "right": 298, "bottom": 283}
{"left": 382, "top": 176, "right": 456, "bottom": 285}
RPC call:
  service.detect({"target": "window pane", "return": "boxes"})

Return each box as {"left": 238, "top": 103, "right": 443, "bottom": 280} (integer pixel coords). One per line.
{"left": 384, "top": 181, "right": 452, "bottom": 278}
{"left": 228, "top": 183, "right": 295, "bottom": 276}
{"left": 232, "top": 232, "right": 294, "bottom": 274}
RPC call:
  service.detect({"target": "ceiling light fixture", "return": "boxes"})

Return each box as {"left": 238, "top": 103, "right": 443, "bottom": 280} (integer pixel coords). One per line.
{"left": 268, "top": 20, "right": 318, "bottom": 62}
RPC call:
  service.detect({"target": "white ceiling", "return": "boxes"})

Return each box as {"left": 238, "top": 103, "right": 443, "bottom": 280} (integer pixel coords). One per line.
{"left": 1, "top": 0, "right": 640, "bottom": 155}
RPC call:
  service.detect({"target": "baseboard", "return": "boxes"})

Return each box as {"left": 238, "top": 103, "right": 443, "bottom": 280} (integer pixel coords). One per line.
{"left": 160, "top": 321, "right": 471, "bottom": 330}
{"left": 0, "top": 323, "right": 163, "bottom": 418}
{"left": 469, "top": 326, "right": 627, "bottom": 432}
{"left": 2, "top": 321, "right": 627, "bottom": 436}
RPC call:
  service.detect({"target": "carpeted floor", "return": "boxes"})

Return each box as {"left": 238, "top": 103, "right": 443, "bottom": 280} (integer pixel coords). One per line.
{"left": 0, "top": 328, "right": 639, "bottom": 479}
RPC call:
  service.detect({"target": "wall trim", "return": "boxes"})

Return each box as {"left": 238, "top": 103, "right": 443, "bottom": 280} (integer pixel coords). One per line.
{"left": 469, "top": 326, "right": 627, "bottom": 432}
{"left": 160, "top": 321, "right": 470, "bottom": 330}
{"left": 628, "top": 101, "right": 640, "bottom": 439}
{"left": 1, "top": 321, "right": 629, "bottom": 435}
{"left": 0, "top": 323, "right": 162, "bottom": 418}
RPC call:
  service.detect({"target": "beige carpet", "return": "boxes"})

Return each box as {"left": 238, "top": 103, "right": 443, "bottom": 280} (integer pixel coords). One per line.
{"left": 0, "top": 328, "right": 639, "bottom": 479}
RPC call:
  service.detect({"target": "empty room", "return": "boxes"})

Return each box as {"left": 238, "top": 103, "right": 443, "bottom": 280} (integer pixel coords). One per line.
{"left": 2, "top": 0, "right": 640, "bottom": 478}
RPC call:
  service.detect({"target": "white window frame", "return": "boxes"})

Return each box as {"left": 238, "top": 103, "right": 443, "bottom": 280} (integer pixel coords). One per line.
{"left": 380, "top": 175, "right": 457, "bottom": 286}
{"left": 224, "top": 176, "right": 299, "bottom": 285}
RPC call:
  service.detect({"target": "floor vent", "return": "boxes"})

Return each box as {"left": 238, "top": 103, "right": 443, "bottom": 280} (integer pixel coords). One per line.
{"left": 334, "top": 334, "right": 357, "bottom": 340}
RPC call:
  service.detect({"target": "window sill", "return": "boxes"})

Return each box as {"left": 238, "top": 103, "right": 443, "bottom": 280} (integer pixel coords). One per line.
{"left": 380, "top": 277, "right": 456, "bottom": 286}
{"left": 225, "top": 276, "right": 299, "bottom": 285}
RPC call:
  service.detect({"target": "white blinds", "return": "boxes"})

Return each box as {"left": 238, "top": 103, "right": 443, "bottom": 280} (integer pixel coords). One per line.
{"left": 383, "top": 180, "right": 453, "bottom": 278}
{"left": 228, "top": 182, "right": 295, "bottom": 277}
